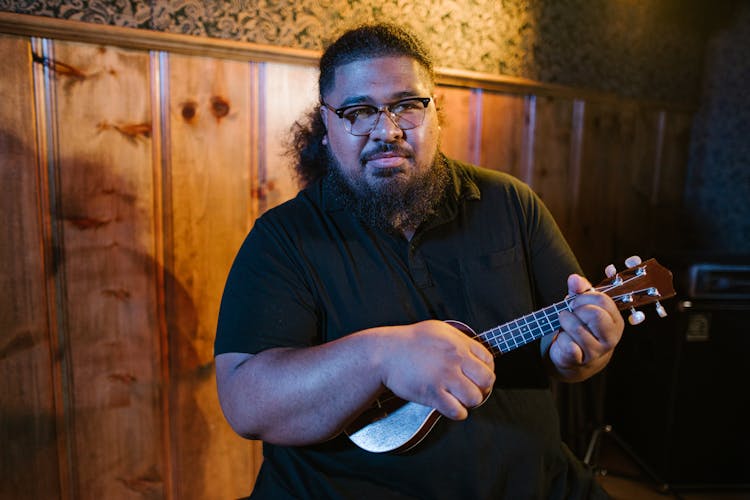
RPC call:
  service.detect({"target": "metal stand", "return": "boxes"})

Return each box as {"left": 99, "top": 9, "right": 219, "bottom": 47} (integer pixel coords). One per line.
{"left": 583, "top": 424, "right": 672, "bottom": 495}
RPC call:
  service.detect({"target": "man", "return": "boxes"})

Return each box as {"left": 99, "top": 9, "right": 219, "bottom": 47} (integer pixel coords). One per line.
{"left": 215, "top": 23, "right": 622, "bottom": 499}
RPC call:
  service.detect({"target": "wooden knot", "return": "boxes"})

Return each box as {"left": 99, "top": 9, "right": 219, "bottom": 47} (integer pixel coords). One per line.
{"left": 210, "top": 96, "right": 230, "bottom": 119}
{"left": 181, "top": 101, "right": 197, "bottom": 122}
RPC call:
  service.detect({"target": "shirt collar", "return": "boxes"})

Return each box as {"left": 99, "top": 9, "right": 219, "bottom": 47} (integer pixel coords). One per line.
{"left": 425, "top": 153, "right": 481, "bottom": 227}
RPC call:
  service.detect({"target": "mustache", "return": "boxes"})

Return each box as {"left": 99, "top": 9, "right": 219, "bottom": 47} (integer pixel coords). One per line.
{"left": 360, "top": 143, "right": 413, "bottom": 163}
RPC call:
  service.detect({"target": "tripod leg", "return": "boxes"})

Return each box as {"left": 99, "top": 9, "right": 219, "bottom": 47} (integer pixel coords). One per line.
{"left": 584, "top": 424, "right": 610, "bottom": 466}
{"left": 583, "top": 424, "right": 672, "bottom": 492}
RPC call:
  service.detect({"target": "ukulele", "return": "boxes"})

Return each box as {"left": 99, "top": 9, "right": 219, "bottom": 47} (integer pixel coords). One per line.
{"left": 345, "top": 258, "right": 675, "bottom": 453}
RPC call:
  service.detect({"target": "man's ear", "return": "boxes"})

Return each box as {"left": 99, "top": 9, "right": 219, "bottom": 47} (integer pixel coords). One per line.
{"left": 319, "top": 104, "right": 329, "bottom": 129}
{"left": 319, "top": 105, "right": 329, "bottom": 145}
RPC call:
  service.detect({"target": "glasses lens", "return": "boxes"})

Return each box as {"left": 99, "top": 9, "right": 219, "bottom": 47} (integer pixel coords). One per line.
{"left": 341, "top": 99, "right": 429, "bottom": 136}
{"left": 391, "top": 100, "right": 426, "bottom": 130}
{"left": 336, "top": 106, "right": 375, "bottom": 135}
{"left": 345, "top": 107, "right": 378, "bottom": 135}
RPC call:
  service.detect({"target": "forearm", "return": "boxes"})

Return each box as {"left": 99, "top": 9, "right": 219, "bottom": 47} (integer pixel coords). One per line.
{"left": 216, "top": 329, "right": 387, "bottom": 446}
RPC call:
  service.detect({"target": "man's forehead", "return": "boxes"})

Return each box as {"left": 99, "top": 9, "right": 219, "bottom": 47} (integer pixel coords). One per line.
{"left": 324, "top": 56, "right": 433, "bottom": 101}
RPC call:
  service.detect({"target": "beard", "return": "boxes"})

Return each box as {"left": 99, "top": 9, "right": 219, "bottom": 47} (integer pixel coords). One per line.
{"left": 324, "top": 145, "right": 450, "bottom": 234}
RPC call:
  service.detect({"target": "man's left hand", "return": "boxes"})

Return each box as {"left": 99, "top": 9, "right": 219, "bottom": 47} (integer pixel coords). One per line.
{"left": 546, "top": 273, "right": 625, "bottom": 382}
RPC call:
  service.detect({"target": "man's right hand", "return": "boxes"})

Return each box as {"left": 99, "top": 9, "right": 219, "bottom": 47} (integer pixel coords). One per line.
{"left": 373, "top": 320, "right": 496, "bottom": 420}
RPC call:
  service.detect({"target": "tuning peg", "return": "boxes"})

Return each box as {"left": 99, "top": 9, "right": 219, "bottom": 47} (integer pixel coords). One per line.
{"left": 605, "top": 264, "right": 617, "bottom": 278}
{"left": 625, "top": 255, "right": 642, "bottom": 268}
{"left": 655, "top": 301, "right": 667, "bottom": 318}
{"left": 628, "top": 308, "right": 646, "bottom": 325}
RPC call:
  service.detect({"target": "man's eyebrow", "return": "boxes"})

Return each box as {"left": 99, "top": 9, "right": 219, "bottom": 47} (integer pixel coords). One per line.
{"left": 337, "top": 91, "right": 424, "bottom": 108}
{"left": 337, "top": 95, "right": 371, "bottom": 107}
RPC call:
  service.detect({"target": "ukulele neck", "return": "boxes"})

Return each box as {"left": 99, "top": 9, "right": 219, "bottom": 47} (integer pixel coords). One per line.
{"left": 476, "top": 300, "right": 570, "bottom": 356}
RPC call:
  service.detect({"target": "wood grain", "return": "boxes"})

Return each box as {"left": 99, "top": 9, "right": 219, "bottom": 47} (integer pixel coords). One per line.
{"left": 258, "top": 62, "right": 318, "bottom": 212}
{"left": 165, "top": 52, "right": 260, "bottom": 500}
{"left": 49, "top": 40, "right": 164, "bottom": 499}
{"left": 479, "top": 91, "right": 528, "bottom": 179}
{"left": 436, "top": 86, "right": 477, "bottom": 164}
{"left": 530, "top": 96, "right": 577, "bottom": 237}
{"left": 569, "top": 101, "right": 636, "bottom": 277}
{"left": 0, "top": 34, "right": 62, "bottom": 500}
{"left": 617, "top": 106, "right": 662, "bottom": 257}
{"left": 658, "top": 112, "right": 691, "bottom": 209}
{"left": 652, "top": 111, "right": 691, "bottom": 251}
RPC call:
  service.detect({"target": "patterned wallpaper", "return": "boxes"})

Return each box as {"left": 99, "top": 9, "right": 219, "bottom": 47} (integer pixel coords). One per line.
{"left": 0, "top": 0, "right": 721, "bottom": 104}
{"left": 685, "top": 3, "right": 750, "bottom": 255}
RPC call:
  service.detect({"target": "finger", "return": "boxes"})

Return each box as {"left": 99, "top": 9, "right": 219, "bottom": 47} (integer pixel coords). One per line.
{"left": 550, "top": 331, "right": 584, "bottom": 365}
{"left": 461, "top": 357, "right": 496, "bottom": 393}
{"left": 468, "top": 340, "right": 494, "bottom": 366}
{"left": 567, "top": 274, "right": 593, "bottom": 296}
{"left": 445, "top": 376, "right": 488, "bottom": 410}
{"left": 559, "top": 309, "right": 604, "bottom": 351}
{"left": 433, "top": 389, "right": 470, "bottom": 421}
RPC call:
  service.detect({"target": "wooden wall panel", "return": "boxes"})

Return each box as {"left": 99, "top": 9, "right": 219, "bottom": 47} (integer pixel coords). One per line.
{"left": 50, "top": 41, "right": 164, "bottom": 499}
{"left": 165, "top": 53, "right": 259, "bottom": 500}
{"left": 570, "top": 101, "right": 636, "bottom": 277}
{"left": 530, "top": 96, "right": 578, "bottom": 237}
{"left": 259, "top": 62, "right": 318, "bottom": 212}
{"left": 658, "top": 112, "right": 691, "bottom": 208}
{"left": 436, "top": 86, "right": 476, "bottom": 164}
{"left": 617, "top": 106, "right": 662, "bottom": 259}
{"left": 654, "top": 112, "right": 692, "bottom": 251}
{"left": 479, "top": 91, "right": 528, "bottom": 179}
{"left": 0, "top": 35, "right": 61, "bottom": 499}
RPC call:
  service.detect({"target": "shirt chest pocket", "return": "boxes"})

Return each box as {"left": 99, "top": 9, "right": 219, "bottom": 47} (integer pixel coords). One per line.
{"left": 459, "top": 244, "right": 534, "bottom": 330}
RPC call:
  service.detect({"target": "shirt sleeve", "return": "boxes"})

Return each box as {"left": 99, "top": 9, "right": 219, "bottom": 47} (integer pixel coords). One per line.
{"left": 214, "top": 215, "right": 320, "bottom": 355}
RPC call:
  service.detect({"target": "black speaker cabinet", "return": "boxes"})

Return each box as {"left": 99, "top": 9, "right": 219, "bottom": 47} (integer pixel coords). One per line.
{"left": 604, "top": 299, "right": 750, "bottom": 487}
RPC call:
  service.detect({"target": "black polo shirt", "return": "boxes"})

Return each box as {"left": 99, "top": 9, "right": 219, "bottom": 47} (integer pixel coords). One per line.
{"left": 216, "top": 157, "right": 606, "bottom": 499}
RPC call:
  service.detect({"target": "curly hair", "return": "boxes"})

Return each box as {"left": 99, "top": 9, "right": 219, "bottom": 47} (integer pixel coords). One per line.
{"left": 288, "top": 23, "right": 436, "bottom": 188}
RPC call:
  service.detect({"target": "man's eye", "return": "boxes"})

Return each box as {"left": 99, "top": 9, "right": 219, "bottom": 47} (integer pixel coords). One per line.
{"left": 342, "top": 107, "right": 377, "bottom": 122}
{"left": 393, "top": 100, "right": 422, "bottom": 113}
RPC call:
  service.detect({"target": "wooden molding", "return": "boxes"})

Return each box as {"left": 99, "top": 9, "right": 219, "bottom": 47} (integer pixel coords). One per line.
{"left": 0, "top": 11, "right": 320, "bottom": 66}
{"left": 0, "top": 11, "right": 693, "bottom": 110}
{"left": 436, "top": 66, "right": 588, "bottom": 100}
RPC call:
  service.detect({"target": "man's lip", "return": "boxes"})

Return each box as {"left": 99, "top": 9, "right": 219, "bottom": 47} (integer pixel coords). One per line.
{"left": 365, "top": 155, "right": 407, "bottom": 169}
{"left": 364, "top": 151, "right": 406, "bottom": 161}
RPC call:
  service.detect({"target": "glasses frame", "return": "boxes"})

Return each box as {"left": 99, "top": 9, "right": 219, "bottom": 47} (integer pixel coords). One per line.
{"left": 321, "top": 97, "right": 432, "bottom": 136}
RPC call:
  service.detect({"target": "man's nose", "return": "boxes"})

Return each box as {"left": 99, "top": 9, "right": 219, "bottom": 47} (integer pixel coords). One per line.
{"left": 369, "top": 110, "right": 404, "bottom": 141}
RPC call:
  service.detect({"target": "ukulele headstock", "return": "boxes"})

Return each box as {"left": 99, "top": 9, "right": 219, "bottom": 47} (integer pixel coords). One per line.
{"left": 596, "top": 258, "right": 676, "bottom": 325}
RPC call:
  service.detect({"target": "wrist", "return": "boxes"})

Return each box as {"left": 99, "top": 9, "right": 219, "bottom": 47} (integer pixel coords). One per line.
{"left": 351, "top": 326, "right": 396, "bottom": 389}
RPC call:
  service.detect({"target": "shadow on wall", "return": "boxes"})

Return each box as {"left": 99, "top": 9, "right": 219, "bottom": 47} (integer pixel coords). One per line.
{"left": 54, "top": 151, "right": 211, "bottom": 499}
{"left": 0, "top": 126, "right": 215, "bottom": 498}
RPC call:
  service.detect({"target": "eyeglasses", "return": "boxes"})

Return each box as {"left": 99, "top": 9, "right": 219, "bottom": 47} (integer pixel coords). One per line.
{"left": 321, "top": 97, "right": 432, "bottom": 136}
